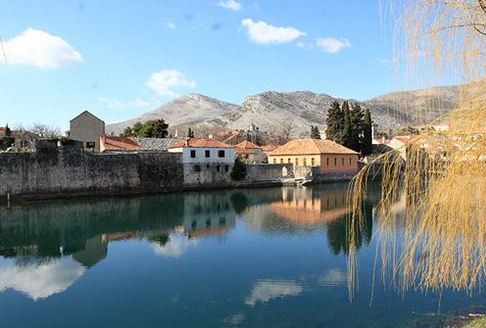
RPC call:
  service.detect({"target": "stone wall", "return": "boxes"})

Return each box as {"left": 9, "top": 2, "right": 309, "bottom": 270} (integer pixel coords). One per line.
{"left": 245, "top": 164, "right": 293, "bottom": 181}
{"left": 0, "top": 142, "right": 183, "bottom": 199}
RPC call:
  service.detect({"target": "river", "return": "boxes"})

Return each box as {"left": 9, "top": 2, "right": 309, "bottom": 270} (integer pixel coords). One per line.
{"left": 0, "top": 183, "right": 484, "bottom": 327}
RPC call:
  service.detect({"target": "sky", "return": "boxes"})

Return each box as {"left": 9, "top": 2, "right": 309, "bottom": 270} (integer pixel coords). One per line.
{"left": 0, "top": 0, "right": 443, "bottom": 130}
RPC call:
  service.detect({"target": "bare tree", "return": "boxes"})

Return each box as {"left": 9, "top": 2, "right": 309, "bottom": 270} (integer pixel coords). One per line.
{"left": 16, "top": 123, "right": 62, "bottom": 139}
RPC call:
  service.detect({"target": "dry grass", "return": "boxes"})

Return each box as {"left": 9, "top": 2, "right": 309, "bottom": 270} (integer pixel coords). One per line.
{"left": 348, "top": 0, "right": 486, "bottom": 298}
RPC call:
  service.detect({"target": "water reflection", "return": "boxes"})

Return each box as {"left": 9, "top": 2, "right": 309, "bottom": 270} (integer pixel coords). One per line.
{"left": 0, "top": 184, "right": 372, "bottom": 303}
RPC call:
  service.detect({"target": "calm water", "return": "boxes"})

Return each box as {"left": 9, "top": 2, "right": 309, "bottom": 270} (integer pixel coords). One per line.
{"left": 0, "top": 183, "right": 485, "bottom": 328}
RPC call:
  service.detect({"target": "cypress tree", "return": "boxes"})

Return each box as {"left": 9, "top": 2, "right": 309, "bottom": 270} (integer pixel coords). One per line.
{"left": 349, "top": 103, "right": 364, "bottom": 152}
{"left": 362, "top": 108, "right": 373, "bottom": 155}
{"left": 342, "top": 102, "right": 353, "bottom": 148}
{"left": 5, "top": 124, "right": 11, "bottom": 137}
{"left": 325, "top": 101, "right": 344, "bottom": 143}
{"left": 187, "top": 128, "right": 195, "bottom": 138}
{"left": 310, "top": 126, "right": 321, "bottom": 139}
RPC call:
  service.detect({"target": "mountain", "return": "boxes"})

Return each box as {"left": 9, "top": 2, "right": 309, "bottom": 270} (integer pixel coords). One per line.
{"left": 106, "top": 86, "right": 460, "bottom": 136}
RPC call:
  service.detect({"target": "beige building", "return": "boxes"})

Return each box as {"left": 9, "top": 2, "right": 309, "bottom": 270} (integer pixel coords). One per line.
{"left": 235, "top": 141, "right": 265, "bottom": 163}
{"left": 268, "top": 139, "right": 359, "bottom": 175}
{"left": 69, "top": 111, "right": 105, "bottom": 152}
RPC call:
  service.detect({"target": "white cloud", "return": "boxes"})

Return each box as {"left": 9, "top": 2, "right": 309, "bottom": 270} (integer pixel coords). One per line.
{"left": 151, "top": 233, "right": 197, "bottom": 258}
{"left": 241, "top": 19, "right": 305, "bottom": 45}
{"left": 4, "top": 28, "right": 83, "bottom": 69}
{"left": 99, "top": 97, "right": 125, "bottom": 109}
{"left": 245, "top": 279, "right": 303, "bottom": 306}
{"left": 315, "top": 37, "right": 351, "bottom": 54}
{"left": 218, "top": 0, "right": 242, "bottom": 11}
{"left": 0, "top": 257, "right": 85, "bottom": 301}
{"left": 132, "top": 98, "right": 151, "bottom": 108}
{"left": 318, "top": 268, "right": 347, "bottom": 287}
{"left": 166, "top": 22, "right": 176, "bottom": 30}
{"left": 146, "top": 69, "right": 196, "bottom": 97}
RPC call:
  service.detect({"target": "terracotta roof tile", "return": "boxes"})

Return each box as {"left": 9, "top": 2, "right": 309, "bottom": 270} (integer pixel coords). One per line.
{"left": 101, "top": 135, "right": 140, "bottom": 151}
{"left": 269, "top": 139, "right": 358, "bottom": 156}
{"left": 235, "top": 141, "right": 261, "bottom": 150}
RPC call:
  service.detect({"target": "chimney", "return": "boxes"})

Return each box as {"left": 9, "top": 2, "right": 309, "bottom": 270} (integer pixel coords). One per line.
{"left": 185, "top": 137, "right": 190, "bottom": 146}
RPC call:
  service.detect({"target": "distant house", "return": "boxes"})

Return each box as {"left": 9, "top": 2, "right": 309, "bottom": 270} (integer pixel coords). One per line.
{"left": 168, "top": 138, "right": 235, "bottom": 185}
{"left": 268, "top": 139, "right": 359, "bottom": 175}
{"left": 235, "top": 141, "right": 265, "bottom": 163}
{"left": 99, "top": 135, "right": 180, "bottom": 153}
{"left": 388, "top": 135, "right": 413, "bottom": 159}
{"left": 69, "top": 111, "right": 105, "bottom": 152}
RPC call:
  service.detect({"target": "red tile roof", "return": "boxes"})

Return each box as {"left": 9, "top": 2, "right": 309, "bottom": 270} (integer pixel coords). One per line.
{"left": 101, "top": 135, "right": 140, "bottom": 151}
{"left": 269, "top": 139, "right": 358, "bottom": 156}
{"left": 169, "top": 138, "right": 234, "bottom": 149}
{"left": 235, "top": 141, "right": 260, "bottom": 150}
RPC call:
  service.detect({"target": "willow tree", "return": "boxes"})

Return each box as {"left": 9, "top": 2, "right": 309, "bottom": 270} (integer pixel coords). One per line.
{"left": 348, "top": 0, "right": 486, "bottom": 298}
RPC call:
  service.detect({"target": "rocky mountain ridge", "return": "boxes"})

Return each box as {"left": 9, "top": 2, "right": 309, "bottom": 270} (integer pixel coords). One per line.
{"left": 106, "top": 86, "right": 460, "bottom": 136}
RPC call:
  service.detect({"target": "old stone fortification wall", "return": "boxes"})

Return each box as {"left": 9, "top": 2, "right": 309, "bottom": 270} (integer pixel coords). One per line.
{"left": 0, "top": 142, "right": 183, "bottom": 199}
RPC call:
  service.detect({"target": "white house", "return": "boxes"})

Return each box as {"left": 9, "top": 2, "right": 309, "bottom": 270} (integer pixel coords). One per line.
{"left": 168, "top": 138, "right": 235, "bottom": 185}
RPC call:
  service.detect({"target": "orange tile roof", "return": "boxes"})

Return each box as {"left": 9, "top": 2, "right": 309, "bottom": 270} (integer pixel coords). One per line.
{"left": 261, "top": 145, "right": 278, "bottom": 152}
{"left": 169, "top": 138, "right": 234, "bottom": 149}
{"left": 235, "top": 140, "right": 261, "bottom": 150}
{"left": 101, "top": 135, "right": 140, "bottom": 151}
{"left": 269, "top": 139, "right": 358, "bottom": 156}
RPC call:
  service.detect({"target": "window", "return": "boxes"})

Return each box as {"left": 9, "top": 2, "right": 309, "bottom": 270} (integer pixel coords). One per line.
{"left": 342, "top": 158, "right": 344, "bottom": 166}
{"left": 193, "top": 165, "right": 201, "bottom": 172}
{"left": 218, "top": 150, "right": 225, "bottom": 158}
{"left": 349, "top": 158, "right": 352, "bottom": 165}
{"left": 224, "top": 165, "right": 229, "bottom": 172}
{"left": 295, "top": 158, "right": 299, "bottom": 166}
{"left": 273, "top": 158, "right": 276, "bottom": 164}
{"left": 205, "top": 150, "right": 210, "bottom": 158}
{"left": 334, "top": 158, "right": 337, "bottom": 166}
{"left": 216, "top": 165, "right": 221, "bottom": 172}
{"left": 190, "top": 150, "right": 196, "bottom": 158}
{"left": 303, "top": 158, "right": 307, "bottom": 166}
{"left": 311, "top": 158, "right": 315, "bottom": 166}
{"left": 280, "top": 158, "right": 284, "bottom": 164}
{"left": 288, "top": 158, "right": 291, "bottom": 164}
{"left": 326, "top": 158, "right": 329, "bottom": 166}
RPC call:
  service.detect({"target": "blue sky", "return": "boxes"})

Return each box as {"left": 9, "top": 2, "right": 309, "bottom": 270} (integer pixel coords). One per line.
{"left": 0, "top": 0, "right": 426, "bottom": 129}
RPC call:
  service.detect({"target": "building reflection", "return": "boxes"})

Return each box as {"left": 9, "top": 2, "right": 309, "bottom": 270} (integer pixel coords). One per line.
{"left": 0, "top": 183, "right": 378, "bottom": 300}
{"left": 268, "top": 186, "right": 351, "bottom": 226}
{"left": 0, "top": 193, "right": 238, "bottom": 300}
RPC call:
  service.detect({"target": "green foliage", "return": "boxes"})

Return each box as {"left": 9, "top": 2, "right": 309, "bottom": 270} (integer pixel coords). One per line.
{"left": 120, "top": 119, "right": 169, "bottom": 138}
{"left": 230, "top": 157, "right": 247, "bottom": 181}
{"left": 342, "top": 102, "right": 353, "bottom": 149}
{"left": 325, "top": 100, "right": 373, "bottom": 155}
{"left": 0, "top": 137, "right": 15, "bottom": 150}
{"left": 187, "top": 128, "right": 195, "bottom": 138}
{"left": 310, "top": 126, "right": 321, "bottom": 139}
{"left": 361, "top": 108, "right": 373, "bottom": 155}
{"left": 325, "top": 101, "right": 345, "bottom": 143}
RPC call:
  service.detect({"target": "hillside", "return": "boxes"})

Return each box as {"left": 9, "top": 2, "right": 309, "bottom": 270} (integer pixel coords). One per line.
{"left": 106, "top": 86, "right": 459, "bottom": 136}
